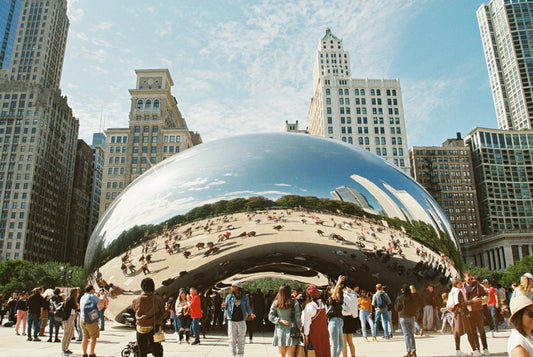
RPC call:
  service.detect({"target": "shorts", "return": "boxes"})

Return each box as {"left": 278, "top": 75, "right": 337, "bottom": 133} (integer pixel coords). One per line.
{"left": 81, "top": 320, "right": 100, "bottom": 339}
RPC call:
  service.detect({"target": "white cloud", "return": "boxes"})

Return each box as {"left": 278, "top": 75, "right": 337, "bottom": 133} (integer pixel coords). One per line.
{"left": 93, "top": 22, "right": 112, "bottom": 32}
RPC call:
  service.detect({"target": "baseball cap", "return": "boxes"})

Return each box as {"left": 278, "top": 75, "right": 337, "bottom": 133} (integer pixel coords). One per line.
{"left": 523, "top": 273, "right": 533, "bottom": 279}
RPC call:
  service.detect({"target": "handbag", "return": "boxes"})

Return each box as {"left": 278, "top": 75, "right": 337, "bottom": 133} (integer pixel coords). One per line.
{"left": 289, "top": 301, "right": 302, "bottom": 340}
{"left": 152, "top": 297, "right": 165, "bottom": 343}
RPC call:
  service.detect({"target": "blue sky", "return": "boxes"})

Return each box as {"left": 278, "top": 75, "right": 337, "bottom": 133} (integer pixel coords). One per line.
{"left": 61, "top": 0, "right": 496, "bottom": 147}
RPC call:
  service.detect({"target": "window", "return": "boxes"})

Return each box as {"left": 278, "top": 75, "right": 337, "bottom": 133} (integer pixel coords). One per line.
{"left": 325, "top": 88, "right": 330, "bottom": 95}
{"left": 152, "top": 136, "right": 157, "bottom": 143}
{"left": 151, "top": 147, "right": 157, "bottom": 153}
{"left": 328, "top": 127, "right": 333, "bottom": 134}
{"left": 142, "top": 146, "right": 148, "bottom": 153}
{"left": 169, "top": 136, "right": 175, "bottom": 143}
{"left": 382, "top": 148, "right": 387, "bottom": 156}
{"left": 327, "top": 107, "right": 331, "bottom": 114}
{"left": 381, "top": 137, "right": 386, "bottom": 145}
{"left": 326, "top": 98, "right": 331, "bottom": 105}
{"left": 132, "top": 157, "right": 138, "bottom": 164}
{"left": 136, "top": 100, "right": 143, "bottom": 109}
{"left": 145, "top": 99, "right": 151, "bottom": 108}
{"left": 396, "top": 127, "right": 401, "bottom": 134}
{"left": 133, "top": 146, "right": 139, "bottom": 153}
{"left": 150, "top": 157, "right": 156, "bottom": 164}
{"left": 376, "top": 148, "right": 381, "bottom": 155}
{"left": 375, "top": 137, "right": 380, "bottom": 145}
{"left": 399, "top": 148, "right": 403, "bottom": 156}
{"left": 359, "top": 137, "right": 363, "bottom": 145}
{"left": 365, "top": 137, "right": 369, "bottom": 145}
{"left": 143, "top": 136, "right": 149, "bottom": 143}
{"left": 134, "top": 136, "right": 139, "bottom": 143}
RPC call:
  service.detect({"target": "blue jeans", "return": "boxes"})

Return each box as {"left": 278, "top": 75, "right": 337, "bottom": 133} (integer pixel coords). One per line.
{"left": 359, "top": 309, "right": 375, "bottom": 337}
{"left": 191, "top": 317, "right": 201, "bottom": 342}
{"left": 172, "top": 312, "right": 180, "bottom": 334}
{"left": 386, "top": 310, "right": 393, "bottom": 336}
{"left": 374, "top": 310, "right": 390, "bottom": 337}
{"left": 400, "top": 316, "right": 416, "bottom": 353}
{"left": 98, "top": 309, "right": 106, "bottom": 330}
{"left": 328, "top": 317, "right": 344, "bottom": 357}
{"left": 27, "top": 312, "right": 39, "bottom": 338}
{"left": 488, "top": 305, "right": 498, "bottom": 331}
{"left": 48, "top": 314, "right": 61, "bottom": 340}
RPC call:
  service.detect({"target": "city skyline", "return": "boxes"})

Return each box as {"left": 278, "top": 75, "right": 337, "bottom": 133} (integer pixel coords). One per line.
{"left": 61, "top": 0, "right": 496, "bottom": 146}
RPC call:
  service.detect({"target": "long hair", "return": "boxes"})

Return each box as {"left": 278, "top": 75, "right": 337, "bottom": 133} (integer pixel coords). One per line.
{"left": 273, "top": 284, "right": 292, "bottom": 309}
{"left": 511, "top": 308, "right": 528, "bottom": 337}
{"left": 519, "top": 276, "right": 532, "bottom": 294}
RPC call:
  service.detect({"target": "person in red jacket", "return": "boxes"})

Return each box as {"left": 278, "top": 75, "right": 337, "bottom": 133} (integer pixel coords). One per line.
{"left": 462, "top": 272, "right": 488, "bottom": 356}
{"left": 189, "top": 287, "right": 202, "bottom": 345}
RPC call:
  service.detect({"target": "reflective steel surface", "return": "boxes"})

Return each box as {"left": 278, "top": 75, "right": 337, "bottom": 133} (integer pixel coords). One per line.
{"left": 85, "top": 133, "right": 461, "bottom": 322}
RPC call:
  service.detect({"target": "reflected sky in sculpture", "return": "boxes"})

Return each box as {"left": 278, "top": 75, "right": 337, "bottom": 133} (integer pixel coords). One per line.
{"left": 86, "top": 133, "right": 458, "bottom": 265}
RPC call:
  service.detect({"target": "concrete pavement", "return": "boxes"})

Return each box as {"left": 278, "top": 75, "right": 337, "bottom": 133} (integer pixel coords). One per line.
{"left": 0, "top": 322, "right": 511, "bottom": 357}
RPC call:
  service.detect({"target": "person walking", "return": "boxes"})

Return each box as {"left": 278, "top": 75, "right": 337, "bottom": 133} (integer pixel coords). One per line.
{"left": 175, "top": 288, "right": 191, "bottom": 343}
{"left": 80, "top": 285, "right": 101, "bottom": 357}
{"left": 48, "top": 288, "right": 63, "bottom": 343}
{"left": 372, "top": 284, "right": 391, "bottom": 339}
{"left": 96, "top": 289, "right": 109, "bottom": 331}
{"left": 15, "top": 291, "right": 28, "bottom": 336}
{"left": 462, "top": 272, "right": 489, "bottom": 356}
{"left": 301, "top": 285, "right": 331, "bottom": 357}
{"left": 268, "top": 284, "right": 302, "bottom": 357}
{"left": 61, "top": 288, "right": 79, "bottom": 356}
{"left": 482, "top": 279, "right": 499, "bottom": 338}
{"left": 189, "top": 287, "right": 202, "bottom": 345}
{"left": 132, "top": 278, "right": 167, "bottom": 357}
{"left": 26, "top": 288, "right": 43, "bottom": 341}
{"left": 507, "top": 295, "right": 533, "bottom": 357}
{"left": 223, "top": 281, "right": 255, "bottom": 357}
{"left": 327, "top": 276, "right": 345, "bottom": 357}
{"left": 358, "top": 290, "right": 375, "bottom": 342}
{"left": 395, "top": 284, "right": 419, "bottom": 357}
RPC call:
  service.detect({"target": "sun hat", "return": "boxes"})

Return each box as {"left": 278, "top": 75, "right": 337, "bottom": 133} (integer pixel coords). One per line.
{"left": 523, "top": 272, "right": 533, "bottom": 280}
{"left": 307, "top": 285, "right": 320, "bottom": 299}
{"left": 510, "top": 295, "right": 533, "bottom": 321}
{"left": 232, "top": 281, "right": 243, "bottom": 289}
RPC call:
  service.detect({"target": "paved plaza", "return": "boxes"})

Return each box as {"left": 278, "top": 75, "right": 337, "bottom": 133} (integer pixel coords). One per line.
{"left": 0, "top": 322, "right": 511, "bottom": 357}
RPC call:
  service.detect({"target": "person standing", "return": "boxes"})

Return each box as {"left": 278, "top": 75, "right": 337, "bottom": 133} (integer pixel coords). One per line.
{"left": 447, "top": 278, "right": 477, "bottom": 356}
{"left": 189, "top": 287, "right": 203, "bottom": 345}
{"left": 462, "top": 272, "right": 489, "bottom": 356}
{"left": 511, "top": 274, "right": 533, "bottom": 302}
{"left": 358, "top": 290, "right": 375, "bottom": 342}
{"left": 0, "top": 294, "right": 6, "bottom": 326}
{"left": 420, "top": 284, "right": 435, "bottom": 332}
{"left": 482, "top": 279, "right": 499, "bottom": 338}
{"left": 79, "top": 285, "right": 101, "bottom": 357}
{"left": 175, "top": 289, "right": 191, "bottom": 343}
{"left": 372, "top": 284, "right": 391, "bottom": 339}
{"left": 252, "top": 289, "right": 266, "bottom": 332}
{"left": 409, "top": 285, "right": 423, "bottom": 336}
{"left": 48, "top": 288, "right": 63, "bottom": 343}
{"left": 341, "top": 286, "right": 358, "bottom": 357}
{"left": 223, "top": 281, "right": 255, "bottom": 357}
{"left": 7, "top": 292, "right": 18, "bottom": 325}
{"left": 507, "top": 295, "right": 533, "bottom": 357}
{"left": 61, "top": 289, "right": 79, "bottom": 356}
{"left": 301, "top": 285, "right": 331, "bottom": 357}
{"left": 268, "top": 284, "right": 302, "bottom": 357}
{"left": 39, "top": 290, "right": 52, "bottom": 337}
{"left": 26, "top": 288, "right": 43, "bottom": 341}
{"left": 327, "top": 276, "right": 345, "bottom": 357}
{"left": 15, "top": 291, "right": 28, "bottom": 336}
{"left": 131, "top": 278, "right": 167, "bottom": 357}
{"left": 96, "top": 289, "right": 109, "bottom": 331}
{"left": 395, "top": 284, "right": 419, "bottom": 357}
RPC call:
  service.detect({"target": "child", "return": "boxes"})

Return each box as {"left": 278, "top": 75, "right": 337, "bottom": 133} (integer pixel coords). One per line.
{"left": 440, "top": 292, "right": 453, "bottom": 333}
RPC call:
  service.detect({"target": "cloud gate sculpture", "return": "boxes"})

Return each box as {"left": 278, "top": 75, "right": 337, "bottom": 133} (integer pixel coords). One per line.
{"left": 85, "top": 133, "right": 461, "bottom": 323}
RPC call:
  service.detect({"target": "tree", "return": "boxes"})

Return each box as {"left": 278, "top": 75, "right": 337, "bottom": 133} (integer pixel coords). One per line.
{"left": 462, "top": 263, "right": 504, "bottom": 286}
{"left": 500, "top": 255, "right": 533, "bottom": 288}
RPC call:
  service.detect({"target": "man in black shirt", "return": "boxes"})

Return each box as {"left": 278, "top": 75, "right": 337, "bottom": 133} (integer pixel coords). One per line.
{"left": 27, "top": 288, "right": 44, "bottom": 341}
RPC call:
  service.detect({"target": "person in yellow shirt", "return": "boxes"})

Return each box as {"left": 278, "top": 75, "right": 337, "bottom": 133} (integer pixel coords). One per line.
{"left": 358, "top": 290, "right": 376, "bottom": 342}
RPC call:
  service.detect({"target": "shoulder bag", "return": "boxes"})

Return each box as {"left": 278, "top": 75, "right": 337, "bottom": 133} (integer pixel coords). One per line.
{"left": 153, "top": 296, "right": 165, "bottom": 343}
{"left": 289, "top": 301, "right": 302, "bottom": 340}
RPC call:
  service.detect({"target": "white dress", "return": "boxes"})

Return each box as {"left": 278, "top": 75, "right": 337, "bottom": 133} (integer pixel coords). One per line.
{"left": 507, "top": 329, "right": 533, "bottom": 356}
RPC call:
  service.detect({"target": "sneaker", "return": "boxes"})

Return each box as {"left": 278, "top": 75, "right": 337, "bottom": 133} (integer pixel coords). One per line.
{"left": 191, "top": 340, "right": 200, "bottom": 345}
{"left": 26, "top": 337, "right": 32, "bottom": 341}
{"left": 483, "top": 348, "right": 490, "bottom": 356}
{"left": 62, "top": 352, "right": 70, "bottom": 356}
{"left": 33, "top": 337, "right": 41, "bottom": 341}
{"left": 455, "top": 351, "right": 468, "bottom": 356}
{"left": 47, "top": 339, "right": 52, "bottom": 342}
{"left": 54, "top": 338, "right": 61, "bottom": 343}
{"left": 472, "top": 351, "right": 482, "bottom": 356}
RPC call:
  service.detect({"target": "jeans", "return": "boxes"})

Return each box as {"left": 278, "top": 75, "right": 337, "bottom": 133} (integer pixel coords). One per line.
{"left": 328, "top": 317, "right": 344, "bottom": 357}
{"left": 228, "top": 320, "right": 247, "bottom": 357}
{"left": 400, "top": 316, "right": 416, "bottom": 353}
{"left": 359, "top": 309, "right": 375, "bottom": 338}
{"left": 136, "top": 330, "right": 163, "bottom": 357}
{"left": 374, "top": 310, "right": 390, "bottom": 337}
{"left": 386, "top": 310, "right": 393, "bottom": 336}
{"left": 191, "top": 317, "right": 201, "bottom": 343}
{"left": 27, "top": 312, "right": 40, "bottom": 338}
{"left": 178, "top": 315, "right": 191, "bottom": 341}
{"left": 172, "top": 312, "right": 179, "bottom": 334}
{"left": 98, "top": 308, "right": 106, "bottom": 330}
{"left": 48, "top": 314, "right": 61, "bottom": 340}
{"left": 488, "top": 305, "right": 498, "bottom": 331}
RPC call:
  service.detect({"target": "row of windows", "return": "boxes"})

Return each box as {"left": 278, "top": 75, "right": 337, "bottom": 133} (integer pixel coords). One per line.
{"left": 328, "top": 117, "right": 401, "bottom": 125}
{"left": 136, "top": 99, "right": 160, "bottom": 109}
{"left": 110, "top": 135, "right": 127, "bottom": 143}
{"left": 135, "top": 115, "right": 158, "bottom": 121}
{"left": 106, "top": 181, "right": 124, "bottom": 189}
{"left": 109, "top": 146, "right": 126, "bottom": 154}
{"left": 108, "top": 157, "right": 126, "bottom": 164}
{"left": 328, "top": 126, "right": 402, "bottom": 135}
{"left": 325, "top": 88, "right": 398, "bottom": 96}
{"left": 326, "top": 106, "right": 400, "bottom": 116}
{"left": 326, "top": 97, "right": 399, "bottom": 106}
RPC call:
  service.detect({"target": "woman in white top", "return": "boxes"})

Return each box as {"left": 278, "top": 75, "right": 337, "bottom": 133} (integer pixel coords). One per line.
{"left": 511, "top": 275, "right": 533, "bottom": 301}
{"left": 508, "top": 295, "right": 533, "bottom": 357}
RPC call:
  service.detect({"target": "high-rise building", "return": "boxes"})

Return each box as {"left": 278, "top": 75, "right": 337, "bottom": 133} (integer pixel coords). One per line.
{"left": 0, "top": 0, "right": 69, "bottom": 88}
{"left": 0, "top": 0, "right": 21, "bottom": 69}
{"left": 0, "top": 0, "right": 78, "bottom": 263}
{"left": 66, "top": 139, "right": 93, "bottom": 265}
{"left": 461, "top": 127, "right": 533, "bottom": 270}
{"left": 99, "top": 69, "right": 202, "bottom": 216}
{"left": 88, "top": 133, "right": 104, "bottom": 241}
{"left": 308, "top": 29, "right": 409, "bottom": 173}
{"left": 409, "top": 133, "right": 482, "bottom": 245}
{"left": 478, "top": 0, "right": 533, "bottom": 130}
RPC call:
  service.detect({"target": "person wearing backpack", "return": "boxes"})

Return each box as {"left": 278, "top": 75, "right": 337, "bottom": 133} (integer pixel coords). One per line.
{"left": 79, "top": 284, "right": 101, "bottom": 357}
{"left": 48, "top": 288, "right": 63, "bottom": 343}
{"left": 372, "top": 284, "right": 392, "bottom": 339}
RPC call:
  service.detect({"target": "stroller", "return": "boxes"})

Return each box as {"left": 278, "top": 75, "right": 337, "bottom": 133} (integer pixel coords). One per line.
{"left": 121, "top": 340, "right": 161, "bottom": 357}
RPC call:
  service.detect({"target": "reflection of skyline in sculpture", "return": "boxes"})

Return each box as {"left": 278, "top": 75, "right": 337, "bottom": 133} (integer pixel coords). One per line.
{"left": 330, "top": 186, "right": 379, "bottom": 215}
{"left": 349, "top": 174, "right": 406, "bottom": 219}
